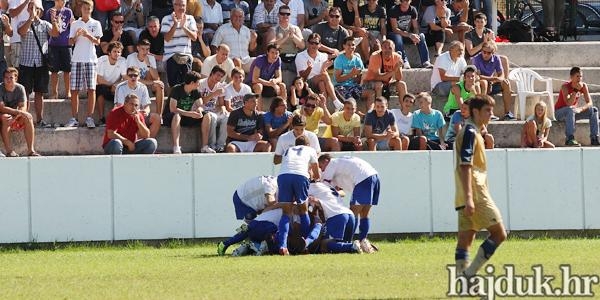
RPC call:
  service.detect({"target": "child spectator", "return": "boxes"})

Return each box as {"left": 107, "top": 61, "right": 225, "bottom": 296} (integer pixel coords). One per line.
{"left": 521, "top": 101, "right": 555, "bottom": 148}
{"left": 445, "top": 98, "right": 495, "bottom": 150}
{"left": 223, "top": 67, "right": 252, "bottom": 112}
{"left": 390, "top": 93, "right": 415, "bottom": 150}
{"left": 443, "top": 65, "right": 481, "bottom": 119}
{"left": 331, "top": 98, "right": 362, "bottom": 151}
{"left": 288, "top": 76, "right": 312, "bottom": 111}
{"left": 411, "top": 92, "right": 446, "bottom": 150}
{"left": 45, "top": 0, "right": 73, "bottom": 101}
{"left": 96, "top": 41, "right": 127, "bottom": 125}
{"left": 364, "top": 96, "right": 402, "bottom": 151}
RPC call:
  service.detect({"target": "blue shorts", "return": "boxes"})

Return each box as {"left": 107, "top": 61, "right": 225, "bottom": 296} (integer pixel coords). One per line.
{"left": 277, "top": 173, "right": 310, "bottom": 204}
{"left": 233, "top": 191, "right": 257, "bottom": 220}
{"left": 325, "top": 213, "right": 355, "bottom": 241}
{"left": 247, "top": 220, "right": 278, "bottom": 242}
{"left": 488, "top": 82, "right": 503, "bottom": 95}
{"left": 376, "top": 140, "right": 390, "bottom": 150}
{"left": 351, "top": 174, "right": 381, "bottom": 206}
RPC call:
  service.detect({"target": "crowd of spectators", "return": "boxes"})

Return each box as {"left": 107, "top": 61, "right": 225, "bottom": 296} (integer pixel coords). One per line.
{"left": 0, "top": 0, "right": 592, "bottom": 157}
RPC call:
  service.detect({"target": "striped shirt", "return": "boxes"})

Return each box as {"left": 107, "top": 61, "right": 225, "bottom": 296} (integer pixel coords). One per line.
{"left": 18, "top": 19, "right": 52, "bottom": 68}
{"left": 160, "top": 14, "right": 197, "bottom": 61}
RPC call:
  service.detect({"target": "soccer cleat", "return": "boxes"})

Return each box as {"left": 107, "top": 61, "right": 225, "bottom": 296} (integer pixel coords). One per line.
{"left": 352, "top": 240, "right": 363, "bottom": 254}
{"left": 279, "top": 247, "right": 290, "bottom": 256}
{"left": 217, "top": 242, "right": 226, "bottom": 256}
{"left": 360, "top": 239, "right": 375, "bottom": 254}
{"left": 64, "top": 117, "right": 79, "bottom": 127}
{"left": 231, "top": 243, "right": 251, "bottom": 257}
{"left": 235, "top": 223, "right": 248, "bottom": 233}
{"left": 85, "top": 117, "right": 96, "bottom": 129}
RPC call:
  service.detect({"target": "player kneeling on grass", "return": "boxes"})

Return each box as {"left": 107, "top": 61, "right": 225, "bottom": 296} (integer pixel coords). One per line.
{"left": 218, "top": 208, "right": 282, "bottom": 256}
{"left": 453, "top": 95, "right": 507, "bottom": 282}
{"left": 307, "top": 182, "right": 362, "bottom": 254}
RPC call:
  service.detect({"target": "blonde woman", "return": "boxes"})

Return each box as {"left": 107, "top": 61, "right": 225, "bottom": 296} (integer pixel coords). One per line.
{"left": 521, "top": 101, "right": 555, "bottom": 148}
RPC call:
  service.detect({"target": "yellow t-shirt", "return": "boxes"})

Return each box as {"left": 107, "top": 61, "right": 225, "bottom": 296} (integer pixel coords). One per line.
{"left": 295, "top": 107, "right": 324, "bottom": 134}
{"left": 331, "top": 111, "right": 361, "bottom": 136}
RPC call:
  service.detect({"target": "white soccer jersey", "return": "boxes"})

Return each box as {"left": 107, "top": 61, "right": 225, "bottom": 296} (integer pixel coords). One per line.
{"left": 254, "top": 208, "right": 283, "bottom": 226}
{"left": 278, "top": 145, "right": 318, "bottom": 177}
{"left": 308, "top": 182, "right": 353, "bottom": 220}
{"left": 322, "top": 156, "right": 378, "bottom": 193}
{"left": 236, "top": 176, "right": 278, "bottom": 211}
{"left": 274, "top": 130, "right": 320, "bottom": 156}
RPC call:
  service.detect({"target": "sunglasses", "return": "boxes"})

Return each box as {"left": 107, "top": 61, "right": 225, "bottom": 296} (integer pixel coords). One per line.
{"left": 128, "top": 74, "right": 139, "bottom": 78}
{"left": 304, "top": 103, "right": 316, "bottom": 109}
{"left": 114, "top": 20, "right": 125, "bottom": 24}
{"left": 329, "top": 15, "right": 341, "bottom": 19}
{"left": 279, "top": 12, "right": 290, "bottom": 16}
{"left": 309, "top": 41, "right": 320, "bottom": 45}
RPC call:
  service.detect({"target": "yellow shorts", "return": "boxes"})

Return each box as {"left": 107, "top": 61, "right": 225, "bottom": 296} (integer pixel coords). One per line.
{"left": 458, "top": 199, "right": 503, "bottom": 232}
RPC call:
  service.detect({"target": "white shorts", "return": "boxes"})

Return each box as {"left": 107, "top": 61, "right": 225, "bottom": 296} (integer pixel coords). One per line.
{"left": 231, "top": 141, "right": 258, "bottom": 152}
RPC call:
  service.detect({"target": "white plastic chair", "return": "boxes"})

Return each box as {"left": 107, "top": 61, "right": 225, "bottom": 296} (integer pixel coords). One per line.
{"left": 508, "top": 68, "right": 555, "bottom": 120}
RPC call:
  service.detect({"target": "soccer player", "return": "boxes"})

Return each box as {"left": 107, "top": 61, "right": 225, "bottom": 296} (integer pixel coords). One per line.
{"left": 453, "top": 95, "right": 507, "bottom": 280}
{"left": 217, "top": 208, "right": 282, "bottom": 256}
{"left": 318, "top": 154, "right": 380, "bottom": 253}
{"left": 232, "top": 175, "right": 278, "bottom": 221}
{"left": 276, "top": 135, "right": 320, "bottom": 255}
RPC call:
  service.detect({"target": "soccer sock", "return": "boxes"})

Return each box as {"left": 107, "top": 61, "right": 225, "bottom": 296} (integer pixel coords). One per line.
{"left": 326, "top": 240, "right": 353, "bottom": 253}
{"left": 464, "top": 239, "right": 497, "bottom": 277}
{"left": 277, "top": 215, "right": 291, "bottom": 249}
{"left": 299, "top": 213, "right": 311, "bottom": 238}
{"left": 358, "top": 217, "right": 370, "bottom": 241}
{"left": 223, "top": 231, "right": 249, "bottom": 248}
{"left": 455, "top": 248, "right": 470, "bottom": 274}
{"left": 304, "top": 223, "right": 322, "bottom": 247}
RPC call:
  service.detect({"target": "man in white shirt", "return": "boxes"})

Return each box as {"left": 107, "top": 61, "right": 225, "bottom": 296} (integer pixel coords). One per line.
{"left": 211, "top": 8, "right": 257, "bottom": 73}
{"left": 96, "top": 41, "right": 127, "bottom": 125}
{"left": 273, "top": 114, "right": 320, "bottom": 165}
{"left": 431, "top": 40, "right": 467, "bottom": 97}
{"left": 201, "top": 0, "right": 223, "bottom": 42}
{"left": 126, "top": 38, "right": 165, "bottom": 116}
{"left": 198, "top": 65, "right": 227, "bottom": 153}
{"left": 200, "top": 44, "right": 235, "bottom": 82}
{"left": 223, "top": 67, "right": 252, "bottom": 112}
{"left": 252, "top": 0, "right": 280, "bottom": 54}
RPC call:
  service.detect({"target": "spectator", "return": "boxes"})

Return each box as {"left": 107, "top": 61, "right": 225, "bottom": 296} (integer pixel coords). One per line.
{"left": 126, "top": 38, "right": 165, "bottom": 116}
{"left": 17, "top": 0, "right": 51, "bottom": 127}
{"left": 114, "top": 66, "right": 161, "bottom": 138}
{"left": 252, "top": 0, "right": 279, "bottom": 54}
{"left": 304, "top": 0, "right": 328, "bottom": 31}
{"left": 288, "top": 76, "right": 312, "bottom": 111}
{"left": 443, "top": 64, "right": 480, "bottom": 118}
{"left": 445, "top": 98, "right": 494, "bottom": 149}
{"left": 331, "top": 98, "right": 362, "bottom": 151}
{"left": 390, "top": 93, "right": 415, "bottom": 150}
{"left": 471, "top": 0, "right": 493, "bottom": 30}
{"left": 542, "top": 0, "right": 564, "bottom": 41}
{"left": 162, "top": 71, "right": 205, "bottom": 154}
{"left": 554, "top": 66, "right": 599, "bottom": 147}
{"left": 99, "top": 12, "right": 135, "bottom": 58}
{"left": 471, "top": 41, "right": 514, "bottom": 120}
{"left": 201, "top": 0, "right": 222, "bottom": 43}
{"left": 225, "top": 93, "right": 271, "bottom": 152}
{"left": 270, "top": 5, "right": 304, "bottom": 81}
{"left": 521, "top": 101, "right": 555, "bottom": 148}
{"left": 190, "top": 17, "right": 210, "bottom": 72}
{"left": 279, "top": 0, "right": 304, "bottom": 29}
{"left": 66, "top": 0, "right": 103, "bottom": 128}
{"left": 221, "top": 0, "right": 251, "bottom": 25}
{"left": 246, "top": 43, "right": 286, "bottom": 112}
{"left": 387, "top": 0, "right": 432, "bottom": 69}
{"left": 121, "top": 0, "right": 145, "bottom": 41}
{"left": 337, "top": 0, "right": 360, "bottom": 31}
{"left": 199, "top": 65, "right": 227, "bottom": 153}
{"left": 273, "top": 114, "right": 320, "bottom": 164}
{"left": 96, "top": 41, "right": 127, "bottom": 125}
{"left": 313, "top": 7, "right": 349, "bottom": 57}
{"left": 333, "top": 36, "right": 374, "bottom": 116}
{"left": 465, "top": 13, "right": 511, "bottom": 85}
{"left": 0, "top": 67, "right": 39, "bottom": 156}
{"left": 363, "top": 39, "right": 407, "bottom": 105}
{"left": 7, "top": 0, "right": 31, "bottom": 68}
{"left": 448, "top": 0, "right": 472, "bottom": 43}
{"left": 430, "top": 40, "right": 467, "bottom": 97}
{"left": 45, "top": 0, "right": 72, "bottom": 101}
{"left": 411, "top": 92, "right": 446, "bottom": 150}
{"left": 295, "top": 93, "right": 340, "bottom": 152}
{"left": 103, "top": 93, "right": 158, "bottom": 154}
{"left": 364, "top": 96, "right": 402, "bottom": 151}
{"left": 211, "top": 8, "right": 257, "bottom": 73}
{"left": 223, "top": 67, "right": 252, "bottom": 112}
{"left": 186, "top": 0, "right": 203, "bottom": 18}
{"left": 138, "top": 16, "right": 165, "bottom": 70}
{"left": 356, "top": 0, "right": 386, "bottom": 63}
{"left": 161, "top": 0, "right": 197, "bottom": 88}
{"left": 264, "top": 96, "right": 293, "bottom": 149}
{"left": 0, "top": 12, "right": 11, "bottom": 77}
{"left": 420, "top": 0, "right": 452, "bottom": 57}
{"left": 201, "top": 44, "right": 235, "bottom": 83}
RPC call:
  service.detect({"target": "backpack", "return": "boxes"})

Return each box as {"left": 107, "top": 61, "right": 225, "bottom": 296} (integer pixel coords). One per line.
{"left": 497, "top": 19, "right": 534, "bottom": 42}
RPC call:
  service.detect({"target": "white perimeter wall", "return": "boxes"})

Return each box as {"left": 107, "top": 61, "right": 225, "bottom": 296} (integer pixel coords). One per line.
{"left": 1, "top": 148, "right": 599, "bottom": 243}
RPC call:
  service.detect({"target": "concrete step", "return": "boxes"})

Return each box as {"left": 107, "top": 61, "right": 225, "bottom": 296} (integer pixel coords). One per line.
{"left": 401, "top": 67, "right": 600, "bottom": 94}
{"left": 488, "top": 120, "right": 596, "bottom": 148}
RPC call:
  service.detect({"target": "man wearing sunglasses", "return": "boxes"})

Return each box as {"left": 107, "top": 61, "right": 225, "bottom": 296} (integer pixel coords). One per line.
{"left": 313, "top": 7, "right": 349, "bottom": 58}
{"left": 99, "top": 12, "right": 135, "bottom": 58}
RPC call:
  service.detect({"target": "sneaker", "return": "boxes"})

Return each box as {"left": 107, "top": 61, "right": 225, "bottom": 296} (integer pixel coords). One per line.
{"left": 403, "top": 60, "right": 411, "bottom": 69}
{"left": 64, "top": 117, "right": 79, "bottom": 127}
{"left": 502, "top": 112, "right": 517, "bottom": 121}
{"left": 592, "top": 137, "right": 600, "bottom": 146}
{"left": 201, "top": 145, "right": 216, "bottom": 153}
{"left": 215, "top": 146, "right": 225, "bottom": 153}
{"left": 37, "top": 120, "right": 52, "bottom": 128}
{"left": 278, "top": 247, "right": 290, "bottom": 256}
{"left": 352, "top": 240, "right": 363, "bottom": 254}
{"left": 85, "top": 117, "right": 96, "bottom": 129}
{"left": 173, "top": 146, "right": 182, "bottom": 154}
{"left": 217, "top": 241, "right": 226, "bottom": 256}
{"left": 490, "top": 115, "right": 500, "bottom": 121}
{"left": 565, "top": 137, "right": 581, "bottom": 147}
{"left": 232, "top": 243, "right": 251, "bottom": 257}
{"left": 0, "top": 151, "right": 5, "bottom": 157}
{"left": 360, "top": 239, "right": 375, "bottom": 254}
{"left": 421, "top": 61, "right": 434, "bottom": 68}
{"left": 98, "top": 117, "right": 106, "bottom": 127}
{"left": 333, "top": 99, "right": 344, "bottom": 111}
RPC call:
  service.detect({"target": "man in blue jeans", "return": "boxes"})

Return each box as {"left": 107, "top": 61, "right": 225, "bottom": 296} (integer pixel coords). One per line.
{"left": 554, "top": 67, "right": 599, "bottom": 146}
{"left": 387, "top": 0, "right": 433, "bottom": 69}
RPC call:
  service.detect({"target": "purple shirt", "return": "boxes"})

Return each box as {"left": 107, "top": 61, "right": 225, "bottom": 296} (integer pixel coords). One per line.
{"left": 471, "top": 53, "right": 503, "bottom": 77}
{"left": 245, "top": 54, "right": 281, "bottom": 84}
{"left": 44, "top": 6, "right": 73, "bottom": 47}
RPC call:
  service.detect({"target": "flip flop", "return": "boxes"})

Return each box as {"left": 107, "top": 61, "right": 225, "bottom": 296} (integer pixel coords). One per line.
{"left": 7, "top": 151, "right": 19, "bottom": 157}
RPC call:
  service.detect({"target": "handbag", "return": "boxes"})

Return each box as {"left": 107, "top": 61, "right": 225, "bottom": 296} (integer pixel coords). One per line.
{"left": 172, "top": 53, "right": 192, "bottom": 65}
{"left": 31, "top": 22, "right": 49, "bottom": 68}
{"left": 95, "top": 0, "right": 121, "bottom": 12}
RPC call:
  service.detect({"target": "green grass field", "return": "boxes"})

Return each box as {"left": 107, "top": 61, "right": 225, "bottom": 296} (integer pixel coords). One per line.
{"left": 1, "top": 238, "right": 599, "bottom": 299}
